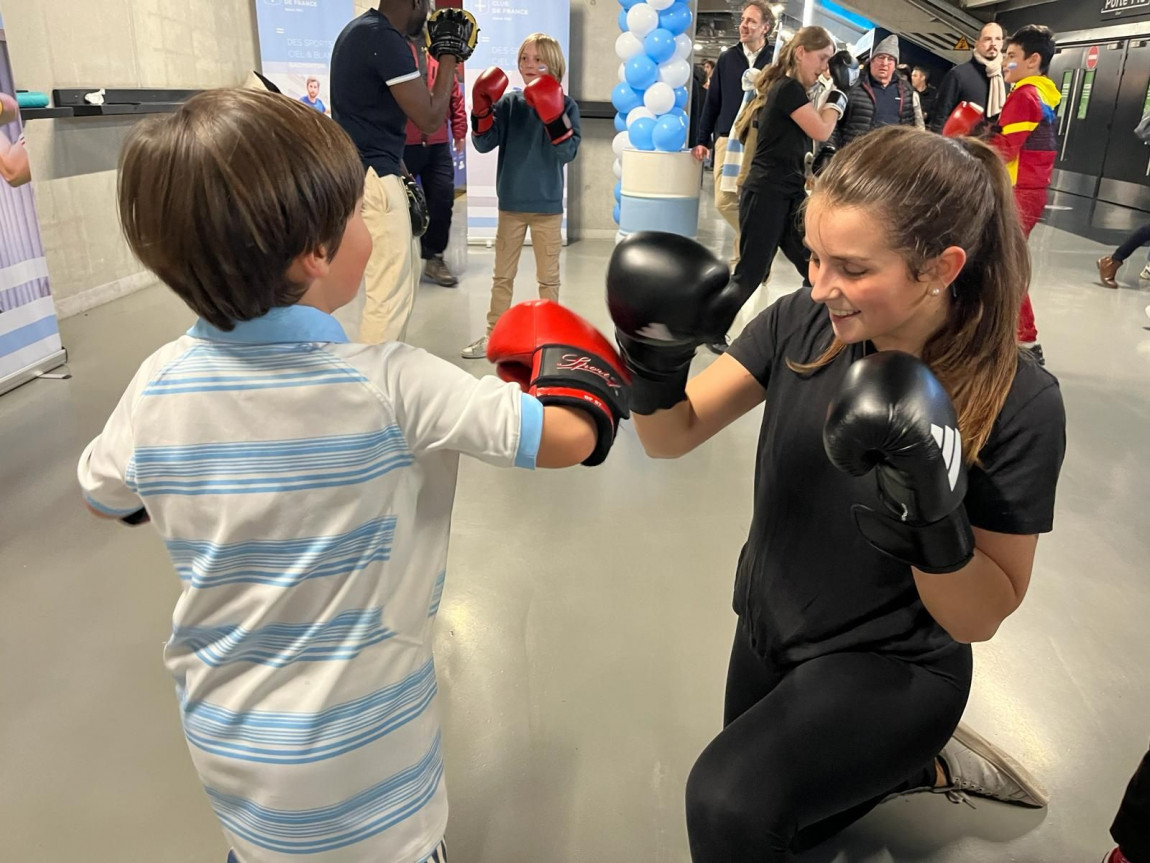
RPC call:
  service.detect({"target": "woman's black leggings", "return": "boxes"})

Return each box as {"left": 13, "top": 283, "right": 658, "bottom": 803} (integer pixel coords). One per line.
{"left": 1114, "top": 222, "right": 1150, "bottom": 263}
{"left": 1113, "top": 745, "right": 1150, "bottom": 861}
{"left": 685, "top": 621, "right": 972, "bottom": 862}
{"left": 732, "top": 186, "right": 811, "bottom": 296}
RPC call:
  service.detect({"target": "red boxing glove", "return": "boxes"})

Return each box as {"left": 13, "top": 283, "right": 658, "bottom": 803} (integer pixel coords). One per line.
{"left": 487, "top": 300, "right": 630, "bottom": 466}
{"left": 524, "top": 74, "right": 574, "bottom": 144}
{"left": 942, "top": 101, "right": 985, "bottom": 138}
{"left": 472, "top": 66, "right": 508, "bottom": 135}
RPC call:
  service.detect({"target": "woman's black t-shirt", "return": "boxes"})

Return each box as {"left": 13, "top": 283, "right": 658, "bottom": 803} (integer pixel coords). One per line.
{"left": 743, "top": 76, "right": 812, "bottom": 196}
{"left": 726, "top": 288, "right": 1067, "bottom": 668}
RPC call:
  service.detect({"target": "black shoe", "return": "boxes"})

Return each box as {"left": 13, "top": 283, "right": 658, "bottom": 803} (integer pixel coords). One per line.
{"left": 1023, "top": 343, "right": 1045, "bottom": 366}
{"left": 706, "top": 337, "right": 730, "bottom": 355}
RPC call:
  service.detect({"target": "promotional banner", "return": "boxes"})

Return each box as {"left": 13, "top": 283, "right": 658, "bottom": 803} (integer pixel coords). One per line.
{"left": 0, "top": 10, "right": 65, "bottom": 394}
{"left": 463, "top": 0, "right": 572, "bottom": 243}
{"left": 255, "top": 1, "right": 469, "bottom": 192}
{"left": 254, "top": 0, "right": 354, "bottom": 115}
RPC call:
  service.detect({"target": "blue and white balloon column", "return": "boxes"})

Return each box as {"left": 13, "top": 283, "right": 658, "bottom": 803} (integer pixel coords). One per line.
{"left": 611, "top": 0, "right": 701, "bottom": 237}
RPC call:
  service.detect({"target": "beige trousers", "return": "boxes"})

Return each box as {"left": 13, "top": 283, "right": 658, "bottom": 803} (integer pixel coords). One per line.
{"left": 712, "top": 136, "right": 742, "bottom": 268}
{"left": 486, "top": 210, "right": 563, "bottom": 333}
{"left": 360, "top": 168, "right": 420, "bottom": 344}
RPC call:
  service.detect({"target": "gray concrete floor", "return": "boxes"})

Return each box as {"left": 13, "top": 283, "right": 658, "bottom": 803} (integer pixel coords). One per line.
{"left": 2, "top": 191, "right": 1149, "bottom": 863}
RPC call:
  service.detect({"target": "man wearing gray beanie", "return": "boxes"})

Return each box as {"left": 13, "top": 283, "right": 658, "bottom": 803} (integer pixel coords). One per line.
{"left": 834, "top": 34, "right": 917, "bottom": 149}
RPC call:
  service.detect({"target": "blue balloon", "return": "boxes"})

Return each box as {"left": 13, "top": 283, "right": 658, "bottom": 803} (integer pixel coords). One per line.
{"left": 652, "top": 113, "right": 687, "bottom": 151}
{"left": 629, "top": 116, "right": 656, "bottom": 150}
{"left": 613, "top": 202, "right": 621, "bottom": 224}
{"left": 667, "top": 106, "right": 689, "bottom": 124}
{"left": 614, "top": 112, "right": 628, "bottom": 132}
{"left": 674, "top": 86, "right": 689, "bottom": 109}
{"left": 619, "top": 0, "right": 643, "bottom": 8}
{"left": 618, "top": 8, "right": 628, "bottom": 30}
{"left": 659, "top": 2, "right": 692, "bottom": 36}
{"left": 643, "top": 28, "right": 676, "bottom": 64}
{"left": 614, "top": 180, "right": 623, "bottom": 202}
{"left": 611, "top": 82, "right": 644, "bottom": 115}
{"left": 624, "top": 54, "right": 659, "bottom": 91}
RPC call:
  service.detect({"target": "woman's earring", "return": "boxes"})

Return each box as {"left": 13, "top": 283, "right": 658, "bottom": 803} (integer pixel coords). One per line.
{"left": 930, "top": 287, "right": 941, "bottom": 296}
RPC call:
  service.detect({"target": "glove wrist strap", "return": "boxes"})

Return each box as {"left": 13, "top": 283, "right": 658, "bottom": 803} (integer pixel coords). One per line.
{"left": 631, "top": 371, "right": 691, "bottom": 415}
{"left": 543, "top": 114, "right": 574, "bottom": 144}
{"left": 851, "top": 505, "right": 974, "bottom": 574}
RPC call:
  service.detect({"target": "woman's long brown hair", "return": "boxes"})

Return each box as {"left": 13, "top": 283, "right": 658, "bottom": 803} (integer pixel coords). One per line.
{"left": 734, "top": 26, "right": 834, "bottom": 143}
{"left": 792, "top": 125, "right": 1029, "bottom": 463}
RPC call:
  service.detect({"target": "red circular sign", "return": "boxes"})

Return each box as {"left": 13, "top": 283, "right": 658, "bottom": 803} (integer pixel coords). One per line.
{"left": 1086, "top": 46, "right": 1100, "bottom": 70}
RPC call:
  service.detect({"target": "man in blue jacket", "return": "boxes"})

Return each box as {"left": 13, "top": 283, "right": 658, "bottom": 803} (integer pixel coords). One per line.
{"left": 691, "top": 0, "right": 774, "bottom": 269}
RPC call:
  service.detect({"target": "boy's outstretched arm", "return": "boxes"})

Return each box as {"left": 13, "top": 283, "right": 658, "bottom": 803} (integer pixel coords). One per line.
{"left": 488, "top": 300, "right": 630, "bottom": 467}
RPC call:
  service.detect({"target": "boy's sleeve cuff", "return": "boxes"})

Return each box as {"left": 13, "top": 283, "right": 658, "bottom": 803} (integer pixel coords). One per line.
{"left": 83, "top": 493, "right": 145, "bottom": 518}
{"left": 514, "top": 394, "right": 544, "bottom": 469}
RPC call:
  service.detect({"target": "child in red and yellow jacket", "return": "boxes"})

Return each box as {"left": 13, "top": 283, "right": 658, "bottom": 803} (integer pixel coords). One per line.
{"left": 990, "top": 24, "right": 1060, "bottom": 361}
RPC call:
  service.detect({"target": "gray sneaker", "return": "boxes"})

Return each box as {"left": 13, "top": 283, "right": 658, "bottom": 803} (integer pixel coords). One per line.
{"left": 460, "top": 335, "right": 488, "bottom": 360}
{"left": 423, "top": 255, "right": 458, "bottom": 287}
{"left": 935, "top": 723, "right": 1048, "bottom": 809}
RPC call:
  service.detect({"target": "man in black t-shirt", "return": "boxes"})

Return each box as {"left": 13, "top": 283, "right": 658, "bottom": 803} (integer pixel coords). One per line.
{"left": 331, "top": 1, "right": 463, "bottom": 345}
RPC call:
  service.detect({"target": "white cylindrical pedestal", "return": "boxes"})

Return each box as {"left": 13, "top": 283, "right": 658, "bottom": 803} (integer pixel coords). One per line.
{"left": 619, "top": 150, "right": 702, "bottom": 239}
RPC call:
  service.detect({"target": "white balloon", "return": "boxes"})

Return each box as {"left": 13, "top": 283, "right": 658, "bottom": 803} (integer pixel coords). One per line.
{"left": 658, "top": 57, "right": 691, "bottom": 89}
{"left": 674, "top": 33, "right": 693, "bottom": 61}
{"left": 618, "top": 62, "right": 628, "bottom": 83}
{"left": 612, "top": 130, "right": 632, "bottom": 158}
{"left": 644, "top": 81, "right": 676, "bottom": 115}
{"left": 613, "top": 158, "right": 623, "bottom": 179}
{"left": 615, "top": 31, "right": 644, "bottom": 62}
{"left": 626, "top": 106, "right": 656, "bottom": 127}
{"left": 626, "top": 3, "right": 659, "bottom": 39}
{"left": 648, "top": 0, "right": 675, "bottom": 9}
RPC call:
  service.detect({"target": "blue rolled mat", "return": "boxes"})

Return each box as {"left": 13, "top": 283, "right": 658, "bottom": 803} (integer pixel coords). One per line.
{"left": 16, "top": 91, "right": 50, "bottom": 108}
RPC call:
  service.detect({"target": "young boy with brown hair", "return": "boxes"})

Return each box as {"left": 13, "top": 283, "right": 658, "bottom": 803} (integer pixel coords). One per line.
{"left": 79, "top": 88, "right": 627, "bottom": 863}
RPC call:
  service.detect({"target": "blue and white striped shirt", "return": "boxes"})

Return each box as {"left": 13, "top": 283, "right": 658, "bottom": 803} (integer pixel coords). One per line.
{"left": 78, "top": 305, "right": 543, "bottom": 863}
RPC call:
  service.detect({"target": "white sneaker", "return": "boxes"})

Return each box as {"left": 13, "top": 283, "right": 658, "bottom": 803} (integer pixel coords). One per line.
{"left": 1140, "top": 264, "right": 1150, "bottom": 280}
{"left": 1145, "top": 304, "right": 1150, "bottom": 321}
{"left": 460, "top": 335, "right": 488, "bottom": 360}
{"left": 934, "top": 723, "right": 1048, "bottom": 808}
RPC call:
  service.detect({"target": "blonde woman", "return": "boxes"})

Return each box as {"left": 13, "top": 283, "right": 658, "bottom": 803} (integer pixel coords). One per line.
{"left": 707, "top": 27, "right": 848, "bottom": 354}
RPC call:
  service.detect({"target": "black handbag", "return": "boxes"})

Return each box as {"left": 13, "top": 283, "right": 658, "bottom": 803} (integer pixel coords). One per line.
{"left": 402, "top": 175, "right": 429, "bottom": 238}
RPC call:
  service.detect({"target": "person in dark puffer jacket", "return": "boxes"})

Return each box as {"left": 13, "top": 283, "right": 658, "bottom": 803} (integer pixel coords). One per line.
{"left": 834, "top": 35, "right": 916, "bottom": 150}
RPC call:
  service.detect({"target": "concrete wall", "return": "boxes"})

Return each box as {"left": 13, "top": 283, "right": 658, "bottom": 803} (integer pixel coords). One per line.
{"left": 568, "top": 0, "right": 623, "bottom": 240}
{"left": 7, "top": 0, "right": 259, "bottom": 316}
{"left": 9, "top": 0, "right": 638, "bottom": 316}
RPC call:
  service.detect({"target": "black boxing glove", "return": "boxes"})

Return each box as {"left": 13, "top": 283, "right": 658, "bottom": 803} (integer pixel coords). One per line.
{"left": 425, "top": 8, "right": 479, "bottom": 62}
{"left": 606, "top": 232, "right": 737, "bottom": 414}
{"left": 823, "top": 351, "right": 974, "bottom": 574}
{"left": 811, "top": 144, "right": 836, "bottom": 176}
{"left": 828, "top": 49, "right": 858, "bottom": 93}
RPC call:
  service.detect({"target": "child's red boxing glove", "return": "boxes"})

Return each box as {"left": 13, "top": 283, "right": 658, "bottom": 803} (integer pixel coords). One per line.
{"left": 487, "top": 300, "right": 630, "bottom": 466}
{"left": 942, "top": 101, "right": 985, "bottom": 138}
{"left": 471, "top": 66, "right": 508, "bottom": 135}
{"left": 524, "top": 75, "right": 574, "bottom": 145}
